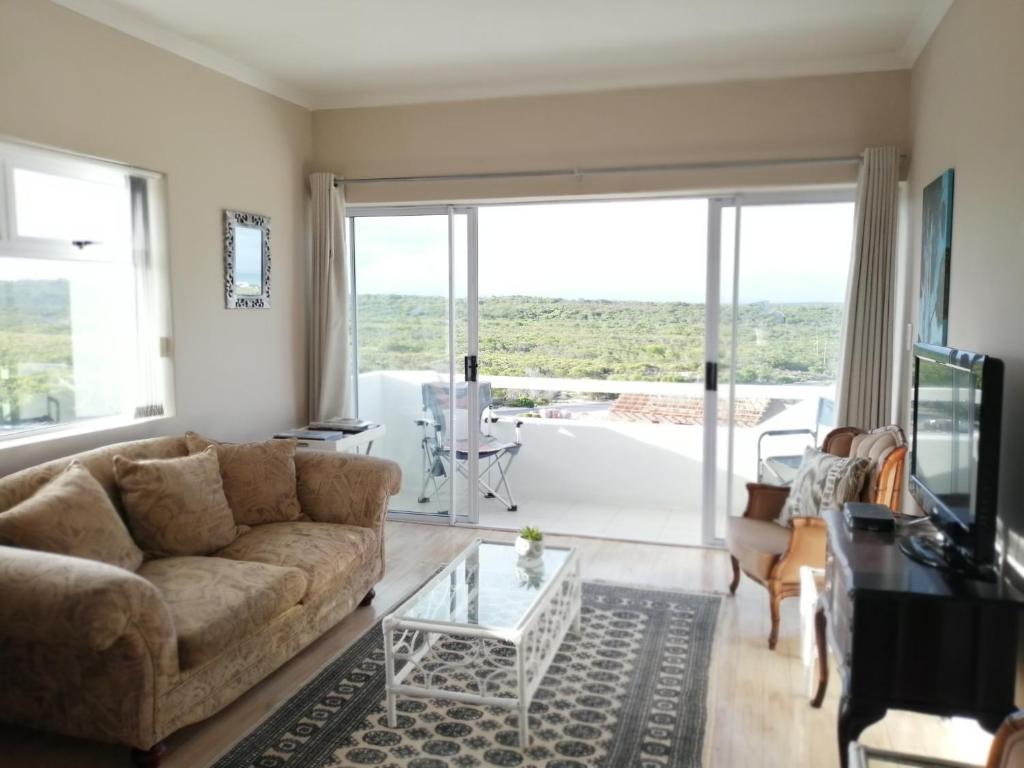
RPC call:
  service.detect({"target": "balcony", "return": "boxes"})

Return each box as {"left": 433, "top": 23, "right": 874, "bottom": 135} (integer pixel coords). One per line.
{"left": 359, "top": 371, "right": 833, "bottom": 545}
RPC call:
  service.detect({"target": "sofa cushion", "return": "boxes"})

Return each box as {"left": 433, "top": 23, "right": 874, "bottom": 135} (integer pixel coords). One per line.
{"left": 216, "top": 522, "right": 377, "bottom": 602}
{"left": 0, "top": 462, "right": 144, "bottom": 571}
{"left": 0, "top": 435, "right": 188, "bottom": 517}
{"left": 726, "top": 516, "right": 792, "bottom": 582}
{"left": 185, "top": 433, "right": 302, "bottom": 526}
{"left": 114, "top": 447, "right": 244, "bottom": 558}
{"left": 138, "top": 556, "right": 307, "bottom": 669}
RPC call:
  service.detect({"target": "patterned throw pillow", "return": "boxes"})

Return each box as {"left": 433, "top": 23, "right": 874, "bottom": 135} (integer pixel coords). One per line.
{"left": 184, "top": 432, "right": 302, "bottom": 526}
{"left": 113, "top": 447, "right": 244, "bottom": 557}
{"left": 0, "top": 461, "right": 144, "bottom": 570}
{"left": 775, "top": 447, "right": 872, "bottom": 527}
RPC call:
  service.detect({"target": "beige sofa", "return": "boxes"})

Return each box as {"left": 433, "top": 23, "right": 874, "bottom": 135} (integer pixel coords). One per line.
{"left": 0, "top": 435, "right": 400, "bottom": 763}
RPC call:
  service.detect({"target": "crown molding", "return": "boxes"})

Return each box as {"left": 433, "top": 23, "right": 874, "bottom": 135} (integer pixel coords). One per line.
{"left": 51, "top": 0, "right": 315, "bottom": 109}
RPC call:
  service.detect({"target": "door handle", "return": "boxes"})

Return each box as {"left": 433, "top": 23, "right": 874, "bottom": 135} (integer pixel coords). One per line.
{"left": 705, "top": 361, "right": 718, "bottom": 392}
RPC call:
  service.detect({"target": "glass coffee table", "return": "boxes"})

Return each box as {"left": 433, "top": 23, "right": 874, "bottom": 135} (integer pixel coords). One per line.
{"left": 382, "top": 538, "right": 582, "bottom": 746}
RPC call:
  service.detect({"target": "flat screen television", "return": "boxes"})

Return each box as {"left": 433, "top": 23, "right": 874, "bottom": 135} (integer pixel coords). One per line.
{"left": 903, "top": 342, "right": 1003, "bottom": 576}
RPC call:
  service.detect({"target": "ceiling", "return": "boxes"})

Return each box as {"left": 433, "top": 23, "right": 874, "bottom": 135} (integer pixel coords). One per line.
{"left": 53, "top": 0, "right": 952, "bottom": 110}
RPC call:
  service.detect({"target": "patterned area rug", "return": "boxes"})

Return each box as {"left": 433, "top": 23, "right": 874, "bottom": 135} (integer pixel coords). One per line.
{"left": 213, "top": 582, "right": 720, "bottom": 768}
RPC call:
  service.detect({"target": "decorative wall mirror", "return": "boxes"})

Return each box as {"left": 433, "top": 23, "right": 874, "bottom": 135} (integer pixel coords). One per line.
{"left": 224, "top": 210, "right": 271, "bottom": 309}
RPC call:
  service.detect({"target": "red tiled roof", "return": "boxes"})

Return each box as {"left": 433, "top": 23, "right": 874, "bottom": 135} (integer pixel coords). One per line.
{"left": 609, "top": 394, "right": 780, "bottom": 427}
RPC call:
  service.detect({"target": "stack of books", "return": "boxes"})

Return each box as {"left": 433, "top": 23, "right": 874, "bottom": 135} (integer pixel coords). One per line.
{"left": 307, "top": 418, "right": 374, "bottom": 433}
{"left": 274, "top": 418, "right": 376, "bottom": 442}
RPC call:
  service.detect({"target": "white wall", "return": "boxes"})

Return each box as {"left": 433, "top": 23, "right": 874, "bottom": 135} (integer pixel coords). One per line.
{"left": 907, "top": 0, "right": 1024, "bottom": 571}
{"left": 0, "top": 0, "right": 313, "bottom": 475}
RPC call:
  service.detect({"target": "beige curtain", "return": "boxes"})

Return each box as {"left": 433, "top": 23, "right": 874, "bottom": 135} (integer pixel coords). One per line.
{"left": 308, "top": 173, "right": 352, "bottom": 421}
{"left": 835, "top": 146, "right": 901, "bottom": 431}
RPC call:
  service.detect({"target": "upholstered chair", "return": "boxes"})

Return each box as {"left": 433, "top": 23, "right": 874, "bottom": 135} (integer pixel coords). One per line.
{"left": 726, "top": 425, "right": 907, "bottom": 649}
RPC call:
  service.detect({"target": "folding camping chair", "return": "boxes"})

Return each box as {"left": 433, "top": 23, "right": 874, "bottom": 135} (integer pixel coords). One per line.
{"left": 415, "top": 381, "right": 524, "bottom": 511}
{"left": 756, "top": 396, "right": 835, "bottom": 484}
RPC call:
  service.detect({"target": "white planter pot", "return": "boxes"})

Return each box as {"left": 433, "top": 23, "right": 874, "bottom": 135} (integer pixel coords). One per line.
{"left": 514, "top": 536, "right": 544, "bottom": 559}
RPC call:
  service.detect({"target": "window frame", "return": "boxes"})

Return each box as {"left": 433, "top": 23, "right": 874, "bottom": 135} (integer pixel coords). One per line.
{"left": 0, "top": 144, "right": 135, "bottom": 263}
{"left": 0, "top": 140, "right": 172, "bottom": 446}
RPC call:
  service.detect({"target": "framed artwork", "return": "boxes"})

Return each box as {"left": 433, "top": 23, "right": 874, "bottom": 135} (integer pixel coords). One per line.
{"left": 918, "top": 169, "right": 954, "bottom": 345}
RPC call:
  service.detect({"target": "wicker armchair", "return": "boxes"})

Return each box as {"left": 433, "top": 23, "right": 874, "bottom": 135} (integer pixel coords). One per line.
{"left": 726, "top": 425, "right": 907, "bottom": 649}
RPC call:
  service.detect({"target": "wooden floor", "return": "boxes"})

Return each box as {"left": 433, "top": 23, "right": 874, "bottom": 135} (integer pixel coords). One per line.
{"left": 0, "top": 522, "right": 995, "bottom": 767}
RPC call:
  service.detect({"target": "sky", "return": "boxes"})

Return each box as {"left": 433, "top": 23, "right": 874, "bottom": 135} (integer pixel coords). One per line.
{"left": 352, "top": 198, "right": 854, "bottom": 304}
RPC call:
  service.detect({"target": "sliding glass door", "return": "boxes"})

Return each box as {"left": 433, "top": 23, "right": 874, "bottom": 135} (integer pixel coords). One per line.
{"left": 350, "top": 208, "right": 473, "bottom": 524}
{"left": 350, "top": 207, "right": 477, "bottom": 523}
{"left": 350, "top": 191, "right": 854, "bottom": 544}
{"left": 475, "top": 200, "right": 709, "bottom": 541}
{"left": 708, "top": 194, "right": 856, "bottom": 543}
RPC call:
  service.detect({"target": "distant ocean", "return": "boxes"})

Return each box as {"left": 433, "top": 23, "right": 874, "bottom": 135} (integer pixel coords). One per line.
{"left": 236, "top": 271, "right": 261, "bottom": 285}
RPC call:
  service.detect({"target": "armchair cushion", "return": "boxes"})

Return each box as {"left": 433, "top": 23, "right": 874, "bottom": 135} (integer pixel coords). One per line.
{"left": 777, "top": 447, "right": 872, "bottom": 526}
{"left": 848, "top": 426, "right": 905, "bottom": 502}
{"left": 114, "top": 448, "right": 244, "bottom": 558}
{"left": 726, "top": 516, "right": 792, "bottom": 582}
{"left": 0, "top": 462, "right": 143, "bottom": 571}
{"left": 184, "top": 433, "right": 302, "bottom": 526}
{"left": 138, "top": 556, "right": 307, "bottom": 669}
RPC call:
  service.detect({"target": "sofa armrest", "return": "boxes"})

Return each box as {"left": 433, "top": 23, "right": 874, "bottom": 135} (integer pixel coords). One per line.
{"left": 742, "top": 482, "right": 791, "bottom": 522}
{"left": 0, "top": 546, "right": 178, "bottom": 749}
{"left": 772, "top": 517, "right": 827, "bottom": 584}
{"left": 0, "top": 545, "right": 176, "bottom": 659}
{"left": 294, "top": 452, "right": 401, "bottom": 532}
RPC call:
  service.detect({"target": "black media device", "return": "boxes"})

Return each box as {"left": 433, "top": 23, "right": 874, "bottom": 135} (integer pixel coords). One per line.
{"left": 844, "top": 502, "right": 895, "bottom": 533}
{"left": 901, "top": 342, "right": 1003, "bottom": 579}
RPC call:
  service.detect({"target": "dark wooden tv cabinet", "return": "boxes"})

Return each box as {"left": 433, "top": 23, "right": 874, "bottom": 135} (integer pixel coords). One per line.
{"left": 817, "top": 508, "right": 1022, "bottom": 767}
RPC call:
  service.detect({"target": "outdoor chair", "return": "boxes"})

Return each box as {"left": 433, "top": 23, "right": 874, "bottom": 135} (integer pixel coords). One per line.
{"left": 756, "top": 396, "right": 835, "bottom": 485}
{"left": 415, "top": 381, "right": 524, "bottom": 512}
{"left": 728, "top": 424, "right": 907, "bottom": 649}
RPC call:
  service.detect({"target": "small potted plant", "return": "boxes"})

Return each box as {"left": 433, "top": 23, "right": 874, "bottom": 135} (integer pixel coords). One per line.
{"left": 514, "top": 526, "right": 544, "bottom": 559}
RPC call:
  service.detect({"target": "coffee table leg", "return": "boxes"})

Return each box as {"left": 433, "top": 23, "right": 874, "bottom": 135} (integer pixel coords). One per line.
{"left": 516, "top": 640, "right": 530, "bottom": 747}
{"left": 571, "top": 558, "right": 583, "bottom": 634}
{"left": 382, "top": 619, "right": 398, "bottom": 727}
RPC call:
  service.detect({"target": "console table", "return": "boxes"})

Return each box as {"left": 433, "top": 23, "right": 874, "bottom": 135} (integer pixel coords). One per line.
{"left": 816, "top": 508, "right": 1022, "bottom": 768}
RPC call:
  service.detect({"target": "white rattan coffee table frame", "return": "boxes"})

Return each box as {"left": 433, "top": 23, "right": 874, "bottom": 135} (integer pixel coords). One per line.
{"left": 382, "top": 538, "right": 582, "bottom": 747}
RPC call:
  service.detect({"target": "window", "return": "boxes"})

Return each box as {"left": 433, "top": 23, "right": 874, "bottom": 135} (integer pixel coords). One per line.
{"left": 0, "top": 141, "right": 172, "bottom": 440}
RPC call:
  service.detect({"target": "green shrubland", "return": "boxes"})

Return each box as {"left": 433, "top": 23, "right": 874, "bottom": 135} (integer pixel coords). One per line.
{"left": 356, "top": 294, "right": 842, "bottom": 385}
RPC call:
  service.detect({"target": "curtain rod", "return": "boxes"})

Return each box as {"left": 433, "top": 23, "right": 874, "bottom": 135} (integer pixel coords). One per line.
{"left": 333, "top": 154, "right": 906, "bottom": 186}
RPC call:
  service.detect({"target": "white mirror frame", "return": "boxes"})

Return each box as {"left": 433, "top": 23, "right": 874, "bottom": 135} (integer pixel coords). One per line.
{"left": 223, "top": 210, "right": 271, "bottom": 309}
